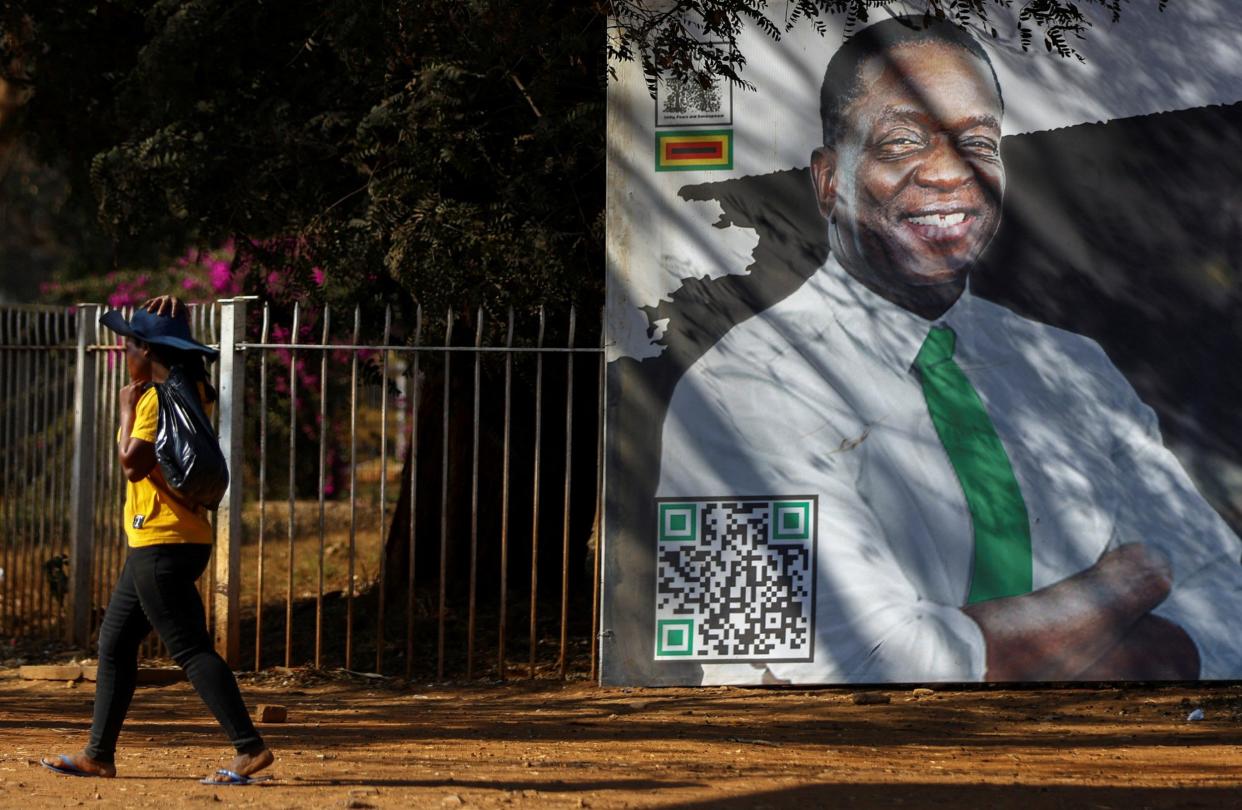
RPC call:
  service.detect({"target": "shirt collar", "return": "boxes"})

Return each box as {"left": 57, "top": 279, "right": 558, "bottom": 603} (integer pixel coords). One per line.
{"left": 818, "top": 253, "right": 976, "bottom": 374}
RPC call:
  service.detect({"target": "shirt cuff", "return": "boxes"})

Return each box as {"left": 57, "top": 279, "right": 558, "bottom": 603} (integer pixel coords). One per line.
{"left": 925, "top": 601, "right": 988, "bottom": 682}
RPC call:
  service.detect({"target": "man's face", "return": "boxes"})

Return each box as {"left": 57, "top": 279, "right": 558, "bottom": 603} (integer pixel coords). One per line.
{"left": 812, "top": 42, "right": 1005, "bottom": 294}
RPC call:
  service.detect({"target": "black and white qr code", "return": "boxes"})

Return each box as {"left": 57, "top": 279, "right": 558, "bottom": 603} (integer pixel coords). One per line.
{"left": 655, "top": 497, "right": 816, "bottom": 661}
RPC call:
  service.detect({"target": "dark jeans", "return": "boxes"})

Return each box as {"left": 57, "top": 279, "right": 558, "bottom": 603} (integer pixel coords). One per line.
{"left": 86, "top": 543, "right": 264, "bottom": 763}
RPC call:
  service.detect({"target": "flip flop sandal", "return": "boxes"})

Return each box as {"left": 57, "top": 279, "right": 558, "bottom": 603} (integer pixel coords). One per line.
{"left": 199, "top": 768, "right": 273, "bottom": 786}
{"left": 40, "top": 755, "right": 103, "bottom": 778}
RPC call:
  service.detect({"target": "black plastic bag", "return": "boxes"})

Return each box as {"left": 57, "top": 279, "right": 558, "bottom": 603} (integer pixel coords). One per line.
{"left": 154, "top": 366, "right": 229, "bottom": 510}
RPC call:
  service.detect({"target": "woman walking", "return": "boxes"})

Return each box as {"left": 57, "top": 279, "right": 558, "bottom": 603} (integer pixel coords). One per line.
{"left": 41, "top": 298, "right": 274, "bottom": 785}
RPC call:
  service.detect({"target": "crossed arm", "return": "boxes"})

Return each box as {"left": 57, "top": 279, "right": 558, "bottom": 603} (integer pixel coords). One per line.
{"left": 117, "top": 382, "right": 157, "bottom": 483}
{"left": 963, "top": 543, "right": 1199, "bottom": 681}
{"left": 115, "top": 294, "right": 184, "bottom": 482}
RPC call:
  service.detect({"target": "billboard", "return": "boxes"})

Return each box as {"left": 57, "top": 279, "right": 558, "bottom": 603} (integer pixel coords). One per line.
{"left": 602, "top": 4, "right": 1242, "bottom": 685}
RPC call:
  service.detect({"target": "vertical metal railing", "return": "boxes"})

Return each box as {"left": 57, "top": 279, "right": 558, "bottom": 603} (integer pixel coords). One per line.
{"left": 529, "top": 309, "right": 545, "bottom": 678}
{"left": 1, "top": 311, "right": 12, "bottom": 637}
{"left": 214, "top": 296, "right": 248, "bottom": 665}
{"left": 403, "top": 306, "right": 423, "bottom": 679}
{"left": 254, "top": 304, "right": 271, "bottom": 670}
{"left": 590, "top": 320, "right": 605, "bottom": 682}
{"left": 235, "top": 300, "right": 603, "bottom": 681}
{"left": 375, "top": 305, "right": 392, "bottom": 674}
{"left": 466, "top": 309, "right": 482, "bottom": 679}
{"left": 0, "top": 305, "right": 76, "bottom": 640}
{"left": 284, "top": 302, "right": 300, "bottom": 668}
{"left": 436, "top": 310, "right": 454, "bottom": 680}
{"left": 314, "top": 307, "right": 330, "bottom": 669}
{"left": 345, "top": 305, "right": 360, "bottom": 671}
{"left": 497, "top": 310, "right": 514, "bottom": 680}
{"left": 558, "top": 310, "right": 576, "bottom": 679}
{"left": 3, "top": 297, "right": 605, "bottom": 683}
{"left": 67, "top": 307, "right": 97, "bottom": 646}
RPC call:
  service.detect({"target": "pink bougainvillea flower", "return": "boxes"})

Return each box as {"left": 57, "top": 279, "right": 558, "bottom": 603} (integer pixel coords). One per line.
{"left": 311, "top": 267, "right": 325, "bottom": 286}
{"left": 209, "top": 260, "right": 234, "bottom": 294}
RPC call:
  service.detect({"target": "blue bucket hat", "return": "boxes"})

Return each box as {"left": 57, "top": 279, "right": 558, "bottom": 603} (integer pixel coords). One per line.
{"left": 99, "top": 307, "right": 219, "bottom": 360}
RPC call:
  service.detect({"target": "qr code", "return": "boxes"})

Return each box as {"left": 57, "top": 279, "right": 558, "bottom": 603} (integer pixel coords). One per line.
{"left": 655, "top": 497, "right": 816, "bottom": 661}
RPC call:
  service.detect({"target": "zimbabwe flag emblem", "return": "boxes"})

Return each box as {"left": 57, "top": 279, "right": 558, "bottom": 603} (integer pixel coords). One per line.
{"left": 655, "top": 130, "right": 733, "bottom": 172}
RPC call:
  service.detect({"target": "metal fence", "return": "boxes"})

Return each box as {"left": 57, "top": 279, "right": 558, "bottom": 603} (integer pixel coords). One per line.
{"left": 0, "top": 306, "right": 77, "bottom": 640}
{"left": 0, "top": 297, "right": 604, "bottom": 682}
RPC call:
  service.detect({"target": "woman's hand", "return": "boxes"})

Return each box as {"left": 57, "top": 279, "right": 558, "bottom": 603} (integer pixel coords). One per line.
{"left": 119, "top": 380, "right": 149, "bottom": 414}
{"left": 141, "top": 295, "right": 187, "bottom": 320}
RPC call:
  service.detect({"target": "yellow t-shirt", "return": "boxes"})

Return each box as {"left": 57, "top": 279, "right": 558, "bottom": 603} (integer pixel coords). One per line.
{"left": 121, "top": 385, "right": 214, "bottom": 547}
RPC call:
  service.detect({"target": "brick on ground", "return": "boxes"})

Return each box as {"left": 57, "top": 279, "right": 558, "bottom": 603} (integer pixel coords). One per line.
{"left": 256, "top": 704, "right": 287, "bottom": 723}
{"left": 18, "top": 664, "right": 83, "bottom": 681}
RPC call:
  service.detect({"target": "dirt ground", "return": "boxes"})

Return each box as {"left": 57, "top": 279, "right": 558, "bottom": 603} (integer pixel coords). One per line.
{"left": 2, "top": 667, "right": 1240, "bottom": 810}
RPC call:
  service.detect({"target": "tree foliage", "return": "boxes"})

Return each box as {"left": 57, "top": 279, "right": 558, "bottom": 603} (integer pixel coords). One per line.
{"left": 607, "top": 0, "right": 1170, "bottom": 92}
{"left": 0, "top": 1, "right": 607, "bottom": 314}
{"left": 0, "top": 1, "right": 1164, "bottom": 310}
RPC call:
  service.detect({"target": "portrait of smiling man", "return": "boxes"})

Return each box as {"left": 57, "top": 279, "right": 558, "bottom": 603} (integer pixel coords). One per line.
{"left": 656, "top": 15, "right": 1242, "bottom": 684}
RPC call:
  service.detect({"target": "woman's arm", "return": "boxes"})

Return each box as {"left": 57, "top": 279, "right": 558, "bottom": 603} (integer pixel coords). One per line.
{"left": 118, "top": 381, "right": 157, "bottom": 482}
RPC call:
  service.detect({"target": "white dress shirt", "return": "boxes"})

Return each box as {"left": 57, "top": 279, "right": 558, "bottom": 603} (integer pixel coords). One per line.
{"left": 658, "top": 254, "right": 1242, "bottom": 683}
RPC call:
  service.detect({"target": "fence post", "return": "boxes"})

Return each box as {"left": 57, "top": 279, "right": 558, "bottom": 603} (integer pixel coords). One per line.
{"left": 67, "top": 304, "right": 98, "bottom": 647}
{"left": 213, "top": 296, "right": 254, "bottom": 667}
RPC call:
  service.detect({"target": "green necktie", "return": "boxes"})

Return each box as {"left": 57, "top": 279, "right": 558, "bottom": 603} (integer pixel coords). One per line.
{"left": 914, "top": 326, "right": 1032, "bottom": 604}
